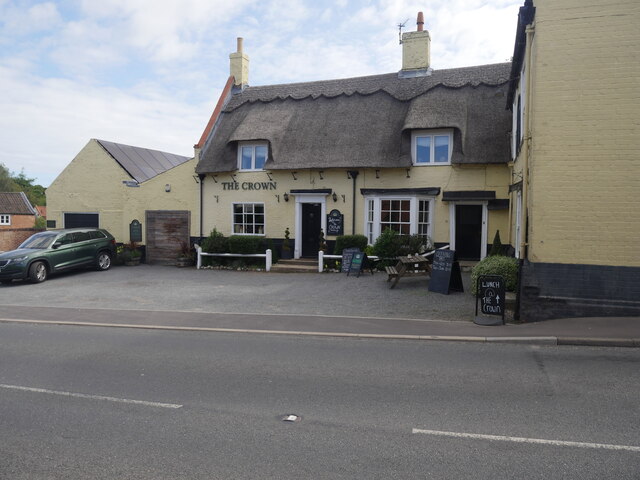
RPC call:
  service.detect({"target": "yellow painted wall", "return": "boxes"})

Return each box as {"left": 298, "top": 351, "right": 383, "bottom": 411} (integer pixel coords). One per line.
{"left": 520, "top": 0, "right": 640, "bottom": 266}
{"left": 47, "top": 139, "right": 198, "bottom": 243}
{"left": 201, "top": 164, "right": 511, "bottom": 248}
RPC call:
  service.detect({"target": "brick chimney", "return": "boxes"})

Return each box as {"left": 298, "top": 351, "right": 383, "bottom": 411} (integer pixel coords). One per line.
{"left": 230, "top": 37, "right": 249, "bottom": 87}
{"left": 401, "top": 12, "right": 431, "bottom": 72}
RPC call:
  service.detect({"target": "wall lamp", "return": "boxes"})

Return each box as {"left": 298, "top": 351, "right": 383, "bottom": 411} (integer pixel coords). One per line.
{"left": 375, "top": 169, "right": 380, "bottom": 179}
{"left": 319, "top": 170, "right": 324, "bottom": 180}
{"left": 283, "top": 193, "right": 289, "bottom": 202}
{"left": 165, "top": 184, "right": 171, "bottom": 192}
{"left": 332, "top": 192, "right": 338, "bottom": 202}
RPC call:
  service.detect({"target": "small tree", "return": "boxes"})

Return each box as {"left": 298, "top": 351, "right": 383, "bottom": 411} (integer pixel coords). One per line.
{"left": 318, "top": 229, "right": 328, "bottom": 252}
{"left": 489, "top": 230, "right": 504, "bottom": 256}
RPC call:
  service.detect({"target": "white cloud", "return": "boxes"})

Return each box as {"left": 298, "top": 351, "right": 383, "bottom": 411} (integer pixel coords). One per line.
{"left": 0, "top": 0, "right": 523, "bottom": 186}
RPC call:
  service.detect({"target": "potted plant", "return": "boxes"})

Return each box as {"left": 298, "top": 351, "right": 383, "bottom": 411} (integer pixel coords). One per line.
{"left": 281, "top": 227, "right": 293, "bottom": 259}
{"left": 176, "top": 240, "right": 194, "bottom": 267}
{"left": 121, "top": 241, "right": 142, "bottom": 266}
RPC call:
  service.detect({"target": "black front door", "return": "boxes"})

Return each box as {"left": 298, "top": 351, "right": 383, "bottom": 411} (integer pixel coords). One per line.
{"left": 301, "top": 203, "right": 321, "bottom": 257}
{"left": 455, "top": 205, "right": 483, "bottom": 261}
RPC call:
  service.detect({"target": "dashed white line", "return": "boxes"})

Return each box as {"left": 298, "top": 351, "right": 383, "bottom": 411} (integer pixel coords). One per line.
{"left": 0, "top": 383, "right": 182, "bottom": 409}
{"left": 412, "top": 428, "right": 640, "bottom": 452}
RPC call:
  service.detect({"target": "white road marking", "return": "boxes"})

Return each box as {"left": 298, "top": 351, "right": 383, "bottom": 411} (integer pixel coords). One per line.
{"left": 0, "top": 383, "right": 182, "bottom": 409}
{"left": 412, "top": 428, "right": 640, "bottom": 453}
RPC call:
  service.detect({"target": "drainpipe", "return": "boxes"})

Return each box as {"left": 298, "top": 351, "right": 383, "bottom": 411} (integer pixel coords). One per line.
{"left": 199, "top": 174, "right": 205, "bottom": 240}
{"left": 520, "top": 22, "right": 535, "bottom": 260}
{"left": 347, "top": 171, "right": 359, "bottom": 234}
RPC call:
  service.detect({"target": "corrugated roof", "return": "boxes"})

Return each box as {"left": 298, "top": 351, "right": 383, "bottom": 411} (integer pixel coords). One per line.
{"left": 197, "top": 63, "right": 512, "bottom": 173}
{"left": 0, "top": 192, "right": 37, "bottom": 215}
{"left": 97, "top": 140, "right": 192, "bottom": 183}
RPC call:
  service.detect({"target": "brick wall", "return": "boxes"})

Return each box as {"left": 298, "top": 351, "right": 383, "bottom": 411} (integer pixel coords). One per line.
{"left": 527, "top": 0, "right": 640, "bottom": 267}
{"left": 520, "top": 261, "right": 640, "bottom": 321}
{"left": 0, "top": 228, "right": 44, "bottom": 252}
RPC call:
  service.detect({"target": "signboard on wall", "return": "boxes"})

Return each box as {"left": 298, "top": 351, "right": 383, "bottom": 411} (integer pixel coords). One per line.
{"left": 129, "top": 219, "right": 142, "bottom": 243}
{"left": 326, "top": 209, "right": 344, "bottom": 236}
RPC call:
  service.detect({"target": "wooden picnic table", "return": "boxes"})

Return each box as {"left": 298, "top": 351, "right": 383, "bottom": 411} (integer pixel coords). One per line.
{"left": 385, "top": 255, "right": 431, "bottom": 289}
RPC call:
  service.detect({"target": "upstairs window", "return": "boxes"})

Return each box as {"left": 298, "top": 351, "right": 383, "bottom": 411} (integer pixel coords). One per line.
{"left": 412, "top": 130, "right": 452, "bottom": 165}
{"left": 238, "top": 142, "right": 268, "bottom": 171}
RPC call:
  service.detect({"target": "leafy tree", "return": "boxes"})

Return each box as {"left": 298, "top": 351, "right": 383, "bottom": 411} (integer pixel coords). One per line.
{"left": 0, "top": 163, "right": 18, "bottom": 192}
{"left": 11, "top": 170, "right": 46, "bottom": 206}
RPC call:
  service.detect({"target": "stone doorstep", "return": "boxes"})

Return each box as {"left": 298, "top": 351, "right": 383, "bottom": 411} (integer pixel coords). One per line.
{"left": 271, "top": 258, "right": 318, "bottom": 273}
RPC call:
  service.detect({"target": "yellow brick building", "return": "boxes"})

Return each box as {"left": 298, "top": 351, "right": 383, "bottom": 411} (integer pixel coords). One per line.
{"left": 508, "top": 0, "right": 640, "bottom": 320}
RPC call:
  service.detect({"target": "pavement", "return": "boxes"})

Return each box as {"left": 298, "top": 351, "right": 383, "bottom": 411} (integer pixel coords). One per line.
{"left": 1, "top": 264, "right": 638, "bottom": 347}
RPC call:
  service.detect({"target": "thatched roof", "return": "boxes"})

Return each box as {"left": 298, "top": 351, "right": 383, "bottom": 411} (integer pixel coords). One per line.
{"left": 197, "top": 63, "right": 512, "bottom": 174}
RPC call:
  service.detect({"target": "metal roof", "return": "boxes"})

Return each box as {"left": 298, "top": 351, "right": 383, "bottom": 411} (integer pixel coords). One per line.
{"left": 96, "top": 140, "right": 192, "bottom": 183}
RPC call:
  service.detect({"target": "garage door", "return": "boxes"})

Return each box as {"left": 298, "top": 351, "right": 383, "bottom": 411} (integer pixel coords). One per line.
{"left": 145, "top": 210, "right": 190, "bottom": 265}
{"left": 64, "top": 213, "right": 99, "bottom": 228}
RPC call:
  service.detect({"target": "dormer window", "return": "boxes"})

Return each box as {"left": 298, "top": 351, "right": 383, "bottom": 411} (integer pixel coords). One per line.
{"left": 412, "top": 130, "right": 452, "bottom": 165}
{"left": 238, "top": 142, "right": 267, "bottom": 171}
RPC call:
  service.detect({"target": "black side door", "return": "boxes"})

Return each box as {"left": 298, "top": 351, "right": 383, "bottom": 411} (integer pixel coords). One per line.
{"left": 455, "top": 205, "right": 483, "bottom": 261}
{"left": 301, "top": 203, "right": 321, "bottom": 257}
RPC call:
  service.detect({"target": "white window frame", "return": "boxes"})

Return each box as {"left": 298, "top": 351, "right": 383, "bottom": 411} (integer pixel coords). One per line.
{"left": 231, "top": 202, "right": 265, "bottom": 236}
{"left": 363, "top": 196, "right": 435, "bottom": 244}
{"left": 411, "top": 129, "right": 453, "bottom": 165}
{"left": 0, "top": 214, "right": 10, "bottom": 225}
{"left": 237, "top": 142, "right": 268, "bottom": 171}
{"left": 512, "top": 63, "right": 526, "bottom": 159}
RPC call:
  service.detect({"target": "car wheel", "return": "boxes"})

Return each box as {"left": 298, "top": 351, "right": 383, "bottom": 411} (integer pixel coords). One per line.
{"left": 96, "top": 251, "right": 112, "bottom": 271}
{"left": 29, "top": 261, "right": 47, "bottom": 283}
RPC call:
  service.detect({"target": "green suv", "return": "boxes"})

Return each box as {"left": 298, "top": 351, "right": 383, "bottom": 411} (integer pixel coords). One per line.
{"left": 0, "top": 228, "right": 116, "bottom": 284}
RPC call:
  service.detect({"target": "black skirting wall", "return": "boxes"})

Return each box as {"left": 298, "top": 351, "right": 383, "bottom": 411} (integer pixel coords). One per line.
{"left": 519, "top": 261, "right": 640, "bottom": 322}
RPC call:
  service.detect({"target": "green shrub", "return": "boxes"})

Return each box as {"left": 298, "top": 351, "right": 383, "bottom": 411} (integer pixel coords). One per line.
{"left": 201, "top": 228, "right": 228, "bottom": 253}
{"left": 397, "top": 234, "right": 433, "bottom": 256}
{"left": 333, "top": 234, "right": 368, "bottom": 255}
{"left": 228, "top": 235, "right": 261, "bottom": 254}
{"left": 371, "top": 228, "right": 401, "bottom": 266}
{"left": 471, "top": 255, "right": 519, "bottom": 295}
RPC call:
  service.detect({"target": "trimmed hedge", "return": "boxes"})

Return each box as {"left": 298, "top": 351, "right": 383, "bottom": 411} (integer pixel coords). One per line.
{"left": 470, "top": 255, "right": 519, "bottom": 295}
{"left": 333, "top": 234, "right": 368, "bottom": 255}
{"left": 228, "top": 235, "right": 262, "bottom": 254}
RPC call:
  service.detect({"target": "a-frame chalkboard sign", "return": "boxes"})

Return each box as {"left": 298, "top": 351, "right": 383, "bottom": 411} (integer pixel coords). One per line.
{"left": 347, "top": 251, "right": 366, "bottom": 277}
{"left": 428, "top": 249, "right": 464, "bottom": 295}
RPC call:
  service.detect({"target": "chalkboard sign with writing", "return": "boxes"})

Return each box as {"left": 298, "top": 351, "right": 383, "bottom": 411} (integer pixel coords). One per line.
{"left": 326, "top": 209, "right": 344, "bottom": 236}
{"left": 474, "top": 275, "right": 505, "bottom": 325}
{"left": 348, "top": 252, "right": 367, "bottom": 277}
{"left": 428, "top": 249, "right": 464, "bottom": 295}
{"left": 341, "top": 247, "right": 360, "bottom": 273}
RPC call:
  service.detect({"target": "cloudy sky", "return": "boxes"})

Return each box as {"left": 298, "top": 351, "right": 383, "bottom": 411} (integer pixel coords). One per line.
{"left": 0, "top": 0, "right": 522, "bottom": 187}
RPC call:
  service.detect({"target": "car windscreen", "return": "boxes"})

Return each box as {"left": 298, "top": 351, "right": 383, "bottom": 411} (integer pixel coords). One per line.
{"left": 19, "top": 232, "right": 57, "bottom": 249}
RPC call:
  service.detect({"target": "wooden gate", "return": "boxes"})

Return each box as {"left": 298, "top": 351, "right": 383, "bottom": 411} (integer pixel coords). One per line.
{"left": 145, "top": 210, "right": 190, "bottom": 265}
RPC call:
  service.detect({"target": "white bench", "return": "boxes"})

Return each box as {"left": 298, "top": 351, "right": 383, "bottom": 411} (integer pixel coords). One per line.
{"left": 195, "top": 244, "right": 272, "bottom": 272}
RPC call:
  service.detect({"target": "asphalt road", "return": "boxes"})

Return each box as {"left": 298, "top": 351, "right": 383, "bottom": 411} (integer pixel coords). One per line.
{"left": 1, "top": 322, "right": 638, "bottom": 479}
